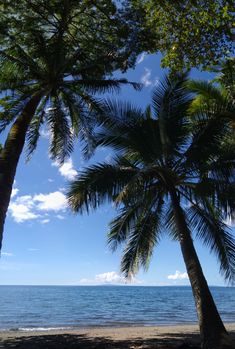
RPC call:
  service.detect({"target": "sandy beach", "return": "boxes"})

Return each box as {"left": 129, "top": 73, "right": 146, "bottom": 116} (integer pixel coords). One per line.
{"left": 0, "top": 324, "right": 235, "bottom": 348}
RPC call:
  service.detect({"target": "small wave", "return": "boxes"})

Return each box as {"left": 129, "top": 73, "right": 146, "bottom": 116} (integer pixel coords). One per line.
{"left": 8, "top": 327, "right": 72, "bottom": 332}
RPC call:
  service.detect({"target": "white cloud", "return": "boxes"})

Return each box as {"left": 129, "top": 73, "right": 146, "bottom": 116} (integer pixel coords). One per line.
{"left": 9, "top": 191, "right": 67, "bottom": 223}
{"left": 28, "top": 248, "right": 39, "bottom": 252}
{"left": 96, "top": 271, "right": 125, "bottom": 284}
{"left": 40, "top": 128, "right": 51, "bottom": 139}
{"left": 1, "top": 252, "right": 14, "bottom": 257}
{"left": 80, "top": 271, "right": 142, "bottom": 285}
{"left": 14, "top": 195, "right": 33, "bottom": 205}
{"left": 137, "top": 52, "right": 146, "bottom": 64}
{"left": 167, "top": 270, "right": 189, "bottom": 280}
{"left": 11, "top": 188, "right": 19, "bottom": 198}
{"left": 41, "top": 219, "right": 50, "bottom": 224}
{"left": 34, "top": 191, "right": 67, "bottom": 211}
{"left": 141, "top": 68, "right": 152, "bottom": 87}
{"left": 9, "top": 196, "right": 39, "bottom": 223}
{"left": 53, "top": 158, "right": 77, "bottom": 181}
{"left": 140, "top": 68, "right": 159, "bottom": 88}
{"left": 56, "top": 215, "right": 65, "bottom": 220}
{"left": 59, "top": 187, "right": 66, "bottom": 193}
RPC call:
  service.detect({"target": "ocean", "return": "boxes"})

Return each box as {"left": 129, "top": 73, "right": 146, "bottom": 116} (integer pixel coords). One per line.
{"left": 0, "top": 286, "right": 234, "bottom": 331}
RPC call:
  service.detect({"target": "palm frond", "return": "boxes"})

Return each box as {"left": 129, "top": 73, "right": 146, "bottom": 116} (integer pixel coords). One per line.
{"left": 120, "top": 196, "right": 163, "bottom": 277}
{"left": 69, "top": 78, "right": 142, "bottom": 94}
{"left": 47, "top": 96, "right": 74, "bottom": 164}
{"left": 188, "top": 82, "right": 233, "bottom": 131}
{"left": 95, "top": 100, "right": 165, "bottom": 164}
{"left": 0, "top": 59, "right": 30, "bottom": 90}
{"left": 188, "top": 203, "right": 235, "bottom": 283}
{"left": 108, "top": 201, "right": 146, "bottom": 251}
{"left": 61, "top": 87, "right": 98, "bottom": 159}
{"left": 26, "top": 95, "right": 48, "bottom": 160}
{"left": 0, "top": 46, "right": 44, "bottom": 82}
{"left": 188, "top": 80, "right": 226, "bottom": 102}
{"left": 152, "top": 74, "right": 191, "bottom": 161}
{"left": 0, "top": 93, "right": 32, "bottom": 133}
{"left": 165, "top": 206, "right": 181, "bottom": 241}
{"left": 212, "top": 58, "right": 235, "bottom": 96}
{"left": 183, "top": 114, "right": 231, "bottom": 172}
{"left": 208, "top": 142, "right": 235, "bottom": 181}
{"left": 67, "top": 163, "right": 138, "bottom": 214}
{"left": 98, "top": 98, "right": 143, "bottom": 126}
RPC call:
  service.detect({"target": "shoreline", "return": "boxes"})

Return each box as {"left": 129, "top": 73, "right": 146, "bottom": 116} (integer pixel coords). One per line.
{"left": 1, "top": 321, "right": 235, "bottom": 331}
{"left": 0, "top": 323, "right": 234, "bottom": 348}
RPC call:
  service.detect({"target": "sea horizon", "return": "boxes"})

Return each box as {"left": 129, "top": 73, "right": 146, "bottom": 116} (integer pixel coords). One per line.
{"left": 0, "top": 284, "right": 234, "bottom": 287}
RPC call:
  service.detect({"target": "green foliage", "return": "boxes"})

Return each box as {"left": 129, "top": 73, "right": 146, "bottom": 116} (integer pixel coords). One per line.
{"left": 67, "top": 74, "right": 235, "bottom": 282}
{"left": 124, "top": 0, "right": 234, "bottom": 71}
{"left": 212, "top": 58, "right": 235, "bottom": 98}
{"left": 0, "top": 0, "right": 141, "bottom": 163}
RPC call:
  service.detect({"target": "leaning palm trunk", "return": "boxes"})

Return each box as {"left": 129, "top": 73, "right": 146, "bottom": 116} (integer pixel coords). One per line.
{"left": 170, "top": 189, "right": 232, "bottom": 349}
{"left": 0, "top": 92, "right": 42, "bottom": 250}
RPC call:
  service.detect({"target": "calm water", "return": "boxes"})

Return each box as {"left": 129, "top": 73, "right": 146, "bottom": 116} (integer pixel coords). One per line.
{"left": 0, "top": 286, "right": 234, "bottom": 331}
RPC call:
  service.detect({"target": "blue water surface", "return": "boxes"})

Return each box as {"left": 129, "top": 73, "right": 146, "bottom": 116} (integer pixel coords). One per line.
{"left": 0, "top": 286, "right": 234, "bottom": 331}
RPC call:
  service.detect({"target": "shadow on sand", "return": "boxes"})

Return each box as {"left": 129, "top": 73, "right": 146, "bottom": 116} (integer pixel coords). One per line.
{"left": 0, "top": 333, "right": 197, "bottom": 349}
{"left": 0, "top": 331, "right": 234, "bottom": 349}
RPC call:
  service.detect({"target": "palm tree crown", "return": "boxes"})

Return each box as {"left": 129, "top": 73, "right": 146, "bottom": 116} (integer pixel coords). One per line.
{"left": 0, "top": 0, "right": 140, "bottom": 163}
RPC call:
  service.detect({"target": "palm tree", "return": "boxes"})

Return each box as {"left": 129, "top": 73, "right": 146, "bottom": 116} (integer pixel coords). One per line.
{"left": 67, "top": 75, "right": 235, "bottom": 349}
{"left": 0, "top": 0, "right": 141, "bottom": 250}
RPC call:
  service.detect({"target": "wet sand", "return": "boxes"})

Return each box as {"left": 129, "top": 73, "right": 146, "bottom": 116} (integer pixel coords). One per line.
{"left": 0, "top": 323, "right": 235, "bottom": 348}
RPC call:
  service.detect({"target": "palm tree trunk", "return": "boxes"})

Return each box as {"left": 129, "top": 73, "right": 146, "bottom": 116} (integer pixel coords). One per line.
{"left": 0, "top": 92, "right": 42, "bottom": 250}
{"left": 170, "top": 189, "right": 233, "bottom": 349}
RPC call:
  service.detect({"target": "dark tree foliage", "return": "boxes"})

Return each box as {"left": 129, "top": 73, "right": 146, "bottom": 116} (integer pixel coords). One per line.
{"left": 122, "top": 0, "right": 234, "bottom": 71}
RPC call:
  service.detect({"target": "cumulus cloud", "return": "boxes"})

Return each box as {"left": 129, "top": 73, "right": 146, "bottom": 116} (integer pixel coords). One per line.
{"left": 9, "top": 196, "right": 40, "bottom": 223}
{"left": 52, "top": 158, "right": 77, "bottom": 180}
{"left": 96, "top": 271, "right": 126, "bottom": 284}
{"left": 11, "top": 188, "right": 19, "bottom": 198}
{"left": 141, "top": 68, "right": 152, "bottom": 87}
{"left": 137, "top": 52, "right": 146, "bottom": 64}
{"left": 9, "top": 190, "right": 67, "bottom": 223}
{"left": 34, "top": 191, "right": 67, "bottom": 211}
{"left": 140, "top": 68, "right": 159, "bottom": 88}
{"left": 80, "top": 271, "right": 142, "bottom": 285}
{"left": 167, "top": 270, "right": 189, "bottom": 280}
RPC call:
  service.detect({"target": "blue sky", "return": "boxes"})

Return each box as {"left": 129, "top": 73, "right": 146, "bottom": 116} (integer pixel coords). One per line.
{"left": 0, "top": 53, "right": 234, "bottom": 286}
